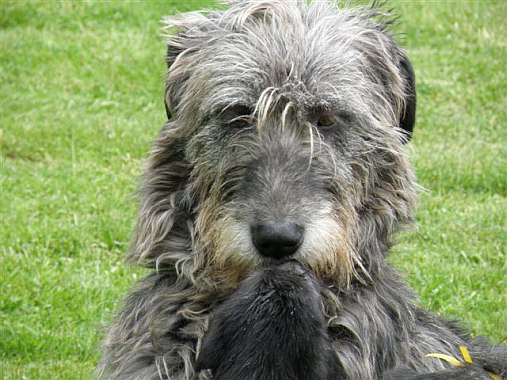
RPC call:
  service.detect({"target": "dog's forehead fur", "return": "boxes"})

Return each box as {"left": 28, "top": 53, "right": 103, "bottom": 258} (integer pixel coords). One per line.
{"left": 165, "top": 0, "right": 405, "bottom": 131}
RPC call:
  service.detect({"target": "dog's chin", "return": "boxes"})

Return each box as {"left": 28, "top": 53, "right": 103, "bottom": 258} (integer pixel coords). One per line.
{"left": 203, "top": 252, "right": 310, "bottom": 293}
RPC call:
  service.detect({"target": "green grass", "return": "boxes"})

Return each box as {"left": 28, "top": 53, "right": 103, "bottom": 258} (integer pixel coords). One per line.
{"left": 1, "top": 1, "right": 505, "bottom": 378}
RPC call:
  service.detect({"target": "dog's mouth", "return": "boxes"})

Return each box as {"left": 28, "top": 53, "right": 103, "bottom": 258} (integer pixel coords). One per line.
{"left": 262, "top": 257, "right": 306, "bottom": 273}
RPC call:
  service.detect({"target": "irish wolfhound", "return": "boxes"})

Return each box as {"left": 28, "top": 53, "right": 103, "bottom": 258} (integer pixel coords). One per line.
{"left": 98, "top": 1, "right": 506, "bottom": 379}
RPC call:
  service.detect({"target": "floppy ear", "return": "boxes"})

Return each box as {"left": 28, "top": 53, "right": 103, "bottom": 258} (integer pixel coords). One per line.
{"left": 164, "top": 43, "right": 184, "bottom": 120}
{"left": 398, "top": 54, "right": 416, "bottom": 142}
{"left": 163, "top": 12, "right": 220, "bottom": 121}
{"left": 131, "top": 13, "right": 224, "bottom": 268}
{"left": 128, "top": 129, "right": 192, "bottom": 269}
{"left": 131, "top": 13, "right": 217, "bottom": 265}
{"left": 358, "top": 6, "right": 417, "bottom": 143}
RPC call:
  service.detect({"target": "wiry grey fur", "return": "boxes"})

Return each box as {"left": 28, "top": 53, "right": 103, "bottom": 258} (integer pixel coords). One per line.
{"left": 97, "top": 1, "right": 506, "bottom": 379}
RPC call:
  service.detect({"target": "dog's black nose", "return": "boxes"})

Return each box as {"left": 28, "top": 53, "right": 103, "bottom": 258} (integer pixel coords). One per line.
{"left": 251, "top": 220, "right": 304, "bottom": 259}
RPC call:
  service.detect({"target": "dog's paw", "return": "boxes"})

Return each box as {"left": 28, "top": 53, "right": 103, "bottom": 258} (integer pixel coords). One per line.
{"left": 196, "top": 263, "right": 337, "bottom": 379}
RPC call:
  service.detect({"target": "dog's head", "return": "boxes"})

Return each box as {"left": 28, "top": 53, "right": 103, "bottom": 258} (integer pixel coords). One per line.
{"left": 130, "top": 0, "right": 417, "bottom": 292}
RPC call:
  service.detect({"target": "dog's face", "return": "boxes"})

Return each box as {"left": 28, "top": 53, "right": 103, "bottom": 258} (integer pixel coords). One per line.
{"left": 132, "top": 1, "right": 417, "bottom": 292}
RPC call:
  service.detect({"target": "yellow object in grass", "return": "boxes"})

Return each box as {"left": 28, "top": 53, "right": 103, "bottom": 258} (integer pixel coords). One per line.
{"left": 426, "top": 346, "right": 501, "bottom": 380}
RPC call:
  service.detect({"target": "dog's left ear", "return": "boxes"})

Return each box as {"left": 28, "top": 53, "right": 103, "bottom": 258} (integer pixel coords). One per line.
{"left": 397, "top": 54, "right": 416, "bottom": 142}
{"left": 364, "top": 7, "right": 417, "bottom": 142}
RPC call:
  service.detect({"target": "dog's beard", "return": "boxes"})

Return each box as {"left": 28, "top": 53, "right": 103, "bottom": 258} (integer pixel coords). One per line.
{"left": 196, "top": 260, "right": 338, "bottom": 380}
{"left": 198, "top": 202, "right": 363, "bottom": 291}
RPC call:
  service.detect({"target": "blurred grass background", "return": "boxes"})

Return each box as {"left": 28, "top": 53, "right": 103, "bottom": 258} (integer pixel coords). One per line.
{"left": 1, "top": 1, "right": 505, "bottom": 379}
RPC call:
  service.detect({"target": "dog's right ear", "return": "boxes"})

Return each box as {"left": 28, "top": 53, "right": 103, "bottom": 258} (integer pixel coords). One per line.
{"left": 163, "top": 12, "right": 219, "bottom": 121}
{"left": 163, "top": 43, "right": 183, "bottom": 120}
{"left": 130, "top": 13, "right": 222, "bottom": 269}
{"left": 128, "top": 128, "right": 192, "bottom": 269}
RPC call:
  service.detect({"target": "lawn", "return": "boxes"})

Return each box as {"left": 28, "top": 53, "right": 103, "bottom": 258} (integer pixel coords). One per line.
{"left": 1, "top": 1, "right": 505, "bottom": 379}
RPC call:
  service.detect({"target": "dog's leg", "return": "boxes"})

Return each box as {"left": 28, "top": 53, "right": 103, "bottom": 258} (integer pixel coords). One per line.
{"left": 97, "top": 272, "right": 207, "bottom": 380}
{"left": 196, "top": 260, "right": 339, "bottom": 380}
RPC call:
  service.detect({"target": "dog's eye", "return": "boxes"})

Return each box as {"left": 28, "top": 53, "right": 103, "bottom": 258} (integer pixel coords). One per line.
{"left": 316, "top": 115, "right": 336, "bottom": 128}
{"left": 220, "top": 105, "right": 253, "bottom": 128}
{"left": 314, "top": 111, "right": 353, "bottom": 129}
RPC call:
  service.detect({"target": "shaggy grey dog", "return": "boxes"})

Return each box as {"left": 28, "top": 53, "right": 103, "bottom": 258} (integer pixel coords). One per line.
{"left": 98, "top": 1, "right": 506, "bottom": 379}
